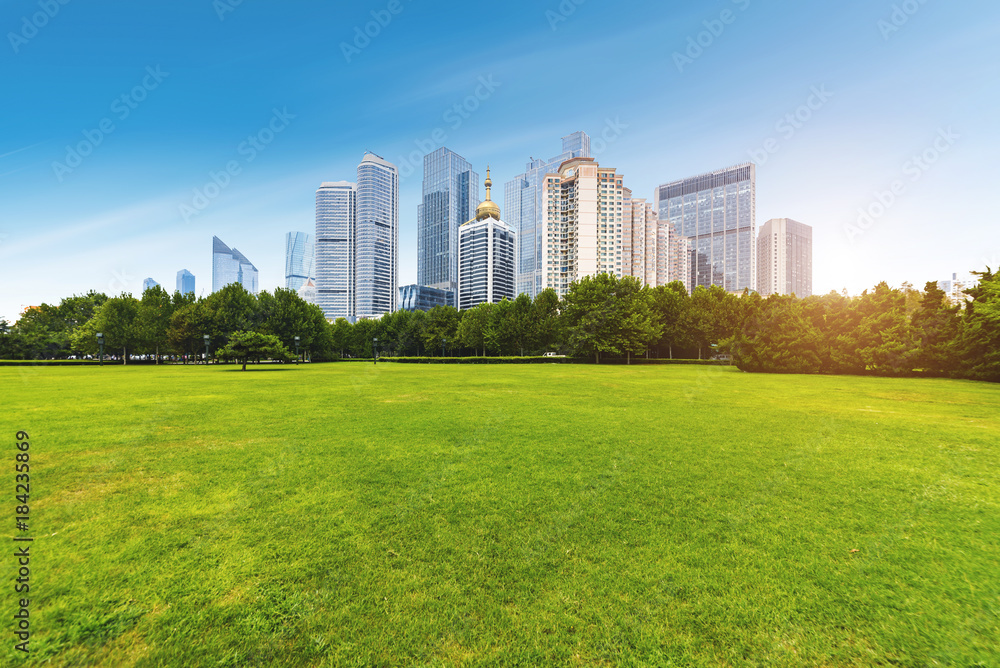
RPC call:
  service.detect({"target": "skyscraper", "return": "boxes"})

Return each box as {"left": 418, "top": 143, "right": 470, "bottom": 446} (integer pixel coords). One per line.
{"left": 539, "top": 157, "right": 627, "bottom": 297}
{"left": 176, "top": 269, "right": 195, "bottom": 296}
{"left": 757, "top": 218, "right": 813, "bottom": 297}
{"left": 458, "top": 169, "right": 516, "bottom": 310}
{"left": 314, "top": 153, "right": 399, "bottom": 322}
{"left": 398, "top": 285, "right": 453, "bottom": 312}
{"left": 656, "top": 163, "right": 756, "bottom": 293}
{"left": 355, "top": 153, "right": 399, "bottom": 319}
{"left": 505, "top": 131, "right": 591, "bottom": 298}
{"left": 284, "top": 232, "right": 315, "bottom": 292}
{"left": 417, "top": 148, "right": 478, "bottom": 303}
{"left": 142, "top": 278, "right": 160, "bottom": 291}
{"left": 212, "top": 236, "right": 259, "bottom": 294}
{"left": 315, "top": 181, "right": 357, "bottom": 321}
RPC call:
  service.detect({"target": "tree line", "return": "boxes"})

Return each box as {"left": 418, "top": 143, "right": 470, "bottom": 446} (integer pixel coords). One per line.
{"left": 2, "top": 269, "right": 997, "bottom": 381}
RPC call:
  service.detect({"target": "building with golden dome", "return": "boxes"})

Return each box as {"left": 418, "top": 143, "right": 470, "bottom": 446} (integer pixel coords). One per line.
{"left": 457, "top": 168, "right": 516, "bottom": 310}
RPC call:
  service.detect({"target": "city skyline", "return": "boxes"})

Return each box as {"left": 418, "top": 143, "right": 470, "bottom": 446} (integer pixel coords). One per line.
{"left": 2, "top": 2, "right": 998, "bottom": 320}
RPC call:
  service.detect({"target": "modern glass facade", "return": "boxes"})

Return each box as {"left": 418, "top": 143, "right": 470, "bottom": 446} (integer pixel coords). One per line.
{"left": 757, "top": 218, "right": 813, "bottom": 297}
{"left": 356, "top": 153, "right": 399, "bottom": 319}
{"left": 142, "top": 278, "right": 160, "bottom": 291}
{"left": 315, "top": 153, "right": 398, "bottom": 322}
{"left": 212, "top": 236, "right": 259, "bottom": 294}
{"left": 398, "top": 284, "right": 453, "bottom": 312}
{"left": 457, "top": 218, "right": 516, "bottom": 310}
{"left": 176, "top": 269, "right": 195, "bottom": 296}
{"left": 417, "top": 148, "right": 478, "bottom": 303}
{"left": 315, "top": 182, "right": 357, "bottom": 321}
{"left": 656, "top": 164, "right": 756, "bottom": 293}
{"left": 504, "top": 131, "right": 591, "bottom": 298}
{"left": 284, "top": 232, "right": 315, "bottom": 292}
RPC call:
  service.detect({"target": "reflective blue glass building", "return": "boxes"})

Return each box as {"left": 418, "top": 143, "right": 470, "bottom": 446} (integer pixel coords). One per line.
{"left": 284, "top": 232, "right": 314, "bottom": 292}
{"left": 142, "top": 278, "right": 160, "bottom": 291}
{"left": 176, "top": 269, "right": 195, "bottom": 296}
{"left": 417, "top": 148, "right": 478, "bottom": 304}
{"left": 398, "top": 284, "right": 453, "bottom": 312}
{"left": 504, "top": 132, "right": 590, "bottom": 298}
{"left": 212, "top": 236, "right": 259, "bottom": 294}
{"left": 655, "top": 164, "right": 756, "bottom": 293}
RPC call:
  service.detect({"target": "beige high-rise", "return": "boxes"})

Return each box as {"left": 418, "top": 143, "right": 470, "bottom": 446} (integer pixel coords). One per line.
{"left": 540, "top": 158, "right": 627, "bottom": 296}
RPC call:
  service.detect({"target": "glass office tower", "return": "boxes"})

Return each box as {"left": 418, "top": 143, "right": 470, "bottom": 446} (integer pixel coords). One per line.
{"left": 417, "top": 148, "right": 478, "bottom": 303}
{"left": 398, "top": 285, "right": 453, "bottom": 312}
{"left": 458, "top": 170, "right": 516, "bottom": 310}
{"left": 142, "top": 278, "right": 160, "bottom": 291}
{"left": 504, "top": 131, "right": 591, "bottom": 298}
{"left": 315, "top": 182, "right": 357, "bottom": 321}
{"left": 355, "top": 153, "right": 399, "bottom": 319}
{"left": 655, "top": 163, "right": 756, "bottom": 293}
{"left": 284, "top": 232, "right": 315, "bottom": 292}
{"left": 212, "top": 236, "right": 259, "bottom": 294}
{"left": 176, "top": 269, "right": 195, "bottom": 296}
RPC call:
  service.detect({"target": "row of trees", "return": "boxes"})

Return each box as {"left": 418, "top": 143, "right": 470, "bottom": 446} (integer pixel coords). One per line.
{"left": 3, "top": 269, "right": 998, "bottom": 381}
{"left": 0, "top": 284, "right": 331, "bottom": 363}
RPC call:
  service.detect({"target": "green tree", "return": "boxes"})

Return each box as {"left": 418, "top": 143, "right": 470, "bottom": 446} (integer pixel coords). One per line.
{"left": 257, "top": 288, "right": 332, "bottom": 361}
{"left": 911, "top": 282, "right": 960, "bottom": 376}
{"left": 423, "top": 306, "right": 460, "bottom": 356}
{"left": 217, "top": 330, "right": 293, "bottom": 371}
{"left": 957, "top": 269, "right": 1000, "bottom": 381}
{"left": 167, "top": 301, "right": 213, "bottom": 363}
{"left": 91, "top": 295, "right": 141, "bottom": 364}
{"left": 530, "top": 288, "right": 561, "bottom": 354}
{"left": 561, "top": 274, "right": 661, "bottom": 363}
{"left": 205, "top": 283, "right": 259, "bottom": 342}
{"left": 652, "top": 281, "right": 691, "bottom": 359}
{"left": 733, "top": 295, "right": 822, "bottom": 374}
{"left": 135, "top": 285, "right": 174, "bottom": 363}
{"left": 457, "top": 303, "right": 491, "bottom": 356}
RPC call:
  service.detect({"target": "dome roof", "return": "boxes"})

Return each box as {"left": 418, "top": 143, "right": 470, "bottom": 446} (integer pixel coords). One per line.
{"left": 475, "top": 167, "right": 501, "bottom": 221}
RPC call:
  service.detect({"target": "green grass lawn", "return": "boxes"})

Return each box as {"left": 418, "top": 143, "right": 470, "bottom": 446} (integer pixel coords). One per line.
{"left": 4, "top": 363, "right": 999, "bottom": 666}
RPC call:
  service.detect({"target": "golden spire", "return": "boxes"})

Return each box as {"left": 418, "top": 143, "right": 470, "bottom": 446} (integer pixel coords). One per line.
{"left": 475, "top": 165, "right": 501, "bottom": 221}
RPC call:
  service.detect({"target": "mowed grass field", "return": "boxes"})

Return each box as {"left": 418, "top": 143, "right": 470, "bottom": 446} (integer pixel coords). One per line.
{"left": 3, "top": 363, "right": 999, "bottom": 666}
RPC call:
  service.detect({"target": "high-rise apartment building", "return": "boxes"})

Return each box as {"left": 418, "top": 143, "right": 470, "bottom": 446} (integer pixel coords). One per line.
{"left": 355, "top": 153, "right": 399, "bottom": 319}
{"left": 756, "top": 218, "right": 813, "bottom": 298}
{"left": 505, "top": 132, "right": 591, "bottom": 298}
{"left": 539, "top": 157, "right": 627, "bottom": 297}
{"left": 212, "top": 236, "right": 259, "bottom": 294}
{"left": 622, "top": 198, "right": 693, "bottom": 292}
{"left": 314, "top": 153, "right": 399, "bottom": 321}
{"left": 458, "top": 169, "right": 516, "bottom": 310}
{"left": 417, "top": 148, "right": 478, "bottom": 302}
{"left": 284, "top": 232, "right": 315, "bottom": 292}
{"left": 315, "top": 181, "right": 357, "bottom": 321}
{"left": 666, "top": 226, "right": 693, "bottom": 294}
{"left": 176, "top": 269, "right": 195, "bottom": 296}
{"left": 142, "top": 278, "right": 160, "bottom": 291}
{"left": 656, "top": 163, "right": 756, "bottom": 293}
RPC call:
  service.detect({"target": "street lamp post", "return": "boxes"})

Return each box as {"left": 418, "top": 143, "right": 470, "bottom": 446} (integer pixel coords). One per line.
{"left": 442, "top": 338, "right": 447, "bottom": 359}
{"left": 96, "top": 333, "right": 104, "bottom": 367}
{"left": 372, "top": 337, "right": 378, "bottom": 366}
{"left": 294, "top": 336, "right": 301, "bottom": 365}
{"left": 203, "top": 335, "right": 210, "bottom": 365}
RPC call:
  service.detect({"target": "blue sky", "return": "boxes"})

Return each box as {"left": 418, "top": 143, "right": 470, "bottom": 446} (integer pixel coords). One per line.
{"left": 2, "top": 0, "right": 999, "bottom": 319}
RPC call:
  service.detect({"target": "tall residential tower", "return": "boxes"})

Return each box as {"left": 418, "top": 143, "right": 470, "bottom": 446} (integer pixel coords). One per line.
{"left": 314, "top": 153, "right": 399, "bottom": 321}
{"left": 504, "top": 132, "right": 591, "bottom": 298}
{"left": 756, "top": 218, "right": 813, "bottom": 297}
